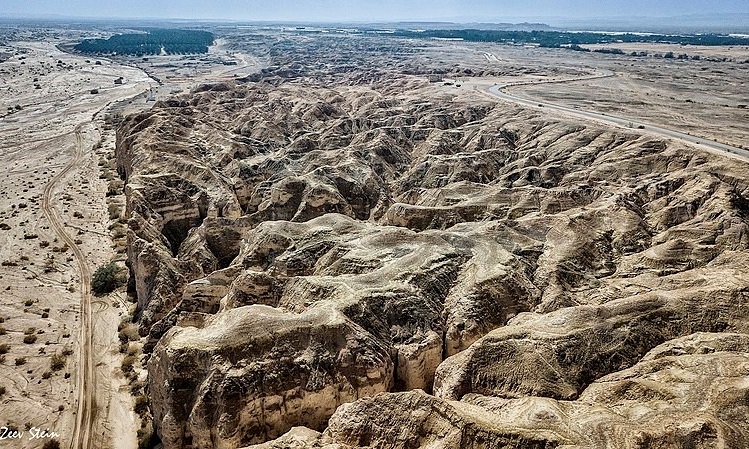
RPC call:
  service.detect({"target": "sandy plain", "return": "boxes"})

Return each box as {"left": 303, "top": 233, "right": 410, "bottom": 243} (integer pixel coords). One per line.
{"left": 0, "top": 34, "right": 152, "bottom": 449}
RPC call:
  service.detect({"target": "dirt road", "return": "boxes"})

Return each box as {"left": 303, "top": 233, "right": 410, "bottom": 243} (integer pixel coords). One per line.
{"left": 40, "top": 124, "right": 94, "bottom": 449}
{"left": 484, "top": 72, "right": 749, "bottom": 160}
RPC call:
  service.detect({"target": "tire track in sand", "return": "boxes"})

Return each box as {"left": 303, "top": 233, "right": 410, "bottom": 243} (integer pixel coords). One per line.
{"left": 41, "top": 123, "right": 94, "bottom": 449}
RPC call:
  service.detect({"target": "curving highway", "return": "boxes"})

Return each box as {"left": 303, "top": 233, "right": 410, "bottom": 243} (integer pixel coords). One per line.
{"left": 484, "top": 71, "right": 749, "bottom": 160}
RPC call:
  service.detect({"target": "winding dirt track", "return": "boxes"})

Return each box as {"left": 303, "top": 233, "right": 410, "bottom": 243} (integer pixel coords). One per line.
{"left": 484, "top": 71, "right": 749, "bottom": 160}
{"left": 41, "top": 124, "right": 94, "bottom": 449}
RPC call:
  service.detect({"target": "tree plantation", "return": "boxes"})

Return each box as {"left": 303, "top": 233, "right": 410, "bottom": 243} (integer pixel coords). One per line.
{"left": 74, "top": 29, "right": 214, "bottom": 56}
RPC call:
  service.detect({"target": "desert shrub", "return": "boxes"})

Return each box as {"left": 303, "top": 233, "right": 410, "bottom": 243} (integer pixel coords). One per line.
{"left": 0, "top": 386, "right": 5, "bottom": 396}
{"left": 50, "top": 353, "right": 66, "bottom": 371}
{"left": 134, "top": 395, "right": 149, "bottom": 415}
{"left": 107, "top": 203, "right": 122, "bottom": 220}
{"left": 91, "top": 262, "right": 126, "bottom": 295}
{"left": 0, "top": 343, "right": 9, "bottom": 354}
{"left": 118, "top": 323, "right": 140, "bottom": 343}
{"left": 121, "top": 355, "right": 136, "bottom": 373}
{"left": 23, "top": 334, "right": 37, "bottom": 344}
{"left": 111, "top": 225, "right": 126, "bottom": 239}
{"left": 130, "top": 380, "right": 145, "bottom": 395}
{"left": 15, "top": 357, "right": 26, "bottom": 365}
{"left": 0, "top": 326, "right": 6, "bottom": 335}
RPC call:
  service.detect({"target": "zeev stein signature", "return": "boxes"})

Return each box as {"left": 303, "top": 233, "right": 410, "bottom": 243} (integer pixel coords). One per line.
{"left": 0, "top": 426, "right": 60, "bottom": 441}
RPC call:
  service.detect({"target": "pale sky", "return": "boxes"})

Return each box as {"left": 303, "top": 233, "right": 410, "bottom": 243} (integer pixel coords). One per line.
{"left": 1, "top": 0, "right": 749, "bottom": 22}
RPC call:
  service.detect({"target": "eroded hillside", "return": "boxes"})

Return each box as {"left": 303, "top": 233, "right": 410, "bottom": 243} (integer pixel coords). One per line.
{"left": 116, "top": 70, "right": 749, "bottom": 448}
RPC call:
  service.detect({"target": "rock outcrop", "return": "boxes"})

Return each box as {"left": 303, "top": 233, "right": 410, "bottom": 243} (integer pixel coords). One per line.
{"left": 149, "top": 304, "right": 392, "bottom": 448}
{"left": 247, "top": 332, "right": 749, "bottom": 449}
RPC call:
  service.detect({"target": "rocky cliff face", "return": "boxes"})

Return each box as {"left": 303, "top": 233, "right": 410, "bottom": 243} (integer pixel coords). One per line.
{"left": 117, "top": 73, "right": 749, "bottom": 448}
{"left": 248, "top": 333, "right": 749, "bottom": 449}
{"left": 150, "top": 304, "right": 392, "bottom": 448}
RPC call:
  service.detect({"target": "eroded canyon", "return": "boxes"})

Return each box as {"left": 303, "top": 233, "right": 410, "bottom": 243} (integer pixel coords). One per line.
{"left": 112, "top": 32, "right": 749, "bottom": 449}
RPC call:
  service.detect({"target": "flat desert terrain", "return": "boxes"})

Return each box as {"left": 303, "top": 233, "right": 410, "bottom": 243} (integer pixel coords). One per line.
{"left": 0, "top": 32, "right": 152, "bottom": 449}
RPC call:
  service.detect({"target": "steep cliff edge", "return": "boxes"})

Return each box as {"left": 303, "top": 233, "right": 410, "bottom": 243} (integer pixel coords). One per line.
{"left": 248, "top": 333, "right": 749, "bottom": 449}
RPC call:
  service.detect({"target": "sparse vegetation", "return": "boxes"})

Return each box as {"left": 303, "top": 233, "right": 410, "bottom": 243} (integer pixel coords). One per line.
{"left": 91, "top": 261, "right": 126, "bottom": 295}
{"left": 108, "top": 203, "right": 122, "bottom": 220}
{"left": 50, "top": 353, "right": 66, "bottom": 371}
{"left": 23, "top": 334, "right": 38, "bottom": 344}
{"left": 134, "top": 395, "right": 149, "bottom": 415}
{"left": 121, "top": 354, "right": 136, "bottom": 373}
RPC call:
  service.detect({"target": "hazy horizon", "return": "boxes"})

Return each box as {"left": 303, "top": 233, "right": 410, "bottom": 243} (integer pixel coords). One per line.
{"left": 2, "top": 0, "right": 749, "bottom": 23}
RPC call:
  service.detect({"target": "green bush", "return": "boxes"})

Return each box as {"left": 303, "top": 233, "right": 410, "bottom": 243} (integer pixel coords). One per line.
{"left": 91, "top": 262, "right": 126, "bottom": 295}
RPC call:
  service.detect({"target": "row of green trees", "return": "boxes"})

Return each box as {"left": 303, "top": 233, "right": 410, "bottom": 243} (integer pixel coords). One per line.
{"left": 393, "top": 29, "right": 749, "bottom": 47}
{"left": 75, "top": 29, "right": 214, "bottom": 56}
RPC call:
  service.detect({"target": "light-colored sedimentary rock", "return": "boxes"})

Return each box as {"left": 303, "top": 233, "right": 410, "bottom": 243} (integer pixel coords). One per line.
{"left": 117, "top": 72, "right": 749, "bottom": 448}
{"left": 248, "top": 332, "right": 749, "bottom": 449}
{"left": 149, "top": 304, "right": 393, "bottom": 448}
